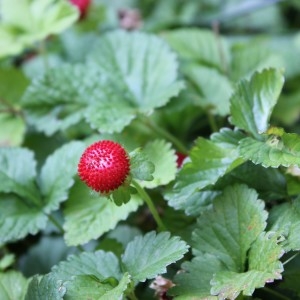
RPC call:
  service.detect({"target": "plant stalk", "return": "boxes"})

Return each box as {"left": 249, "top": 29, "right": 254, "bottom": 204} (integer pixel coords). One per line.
{"left": 283, "top": 252, "right": 300, "bottom": 265}
{"left": 131, "top": 180, "right": 166, "bottom": 231}
{"left": 141, "top": 117, "right": 188, "bottom": 154}
{"left": 206, "top": 109, "right": 219, "bottom": 132}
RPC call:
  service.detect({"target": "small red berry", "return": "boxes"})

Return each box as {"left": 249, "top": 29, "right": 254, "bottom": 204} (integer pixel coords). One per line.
{"left": 78, "top": 140, "right": 130, "bottom": 193}
{"left": 176, "top": 152, "right": 187, "bottom": 168}
{"left": 69, "top": 0, "right": 91, "bottom": 20}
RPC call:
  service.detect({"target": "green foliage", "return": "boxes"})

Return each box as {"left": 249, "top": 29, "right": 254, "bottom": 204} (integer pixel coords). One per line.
{"left": 183, "top": 64, "right": 233, "bottom": 116}
{"left": 171, "top": 185, "right": 284, "bottom": 299}
{"left": 0, "top": 271, "right": 28, "bottom": 300}
{"left": 269, "top": 196, "right": 300, "bottom": 251}
{"left": 63, "top": 180, "right": 142, "bottom": 246}
{"left": 162, "top": 28, "right": 230, "bottom": 70}
{"left": 165, "top": 130, "right": 243, "bottom": 211}
{"left": 129, "top": 148, "right": 155, "bottom": 182}
{"left": 230, "top": 68, "right": 284, "bottom": 138}
{"left": 25, "top": 233, "right": 187, "bottom": 299}
{"left": 2, "top": 2, "right": 300, "bottom": 299}
{"left": 64, "top": 273, "right": 131, "bottom": 300}
{"left": 138, "top": 139, "right": 177, "bottom": 188}
{"left": 0, "top": 0, "right": 78, "bottom": 58}
{"left": 25, "top": 274, "right": 66, "bottom": 300}
{"left": 22, "top": 30, "right": 184, "bottom": 135}
{"left": 39, "top": 141, "right": 85, "bottom": 212}
{"left": 22, "top": 64, "right": 94, "bottom": 135}
{"left": 122, "top": 231, "right": 189, "bottom": 283}
{"left": 0, "top": 147, "right": 39, "bottom": 201}
{"left": 239, "top": 131, "right": 300, "bottom": 168}
{"left": 0, "top": 142, "right": 84, "bottom": 243}
{"left": 0, "top": 68, "right": 28, "bottom": 146}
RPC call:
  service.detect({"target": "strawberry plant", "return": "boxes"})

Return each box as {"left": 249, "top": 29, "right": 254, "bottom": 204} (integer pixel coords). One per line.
{"left": 1, "top": 0, "right": 300, "bottom": 299}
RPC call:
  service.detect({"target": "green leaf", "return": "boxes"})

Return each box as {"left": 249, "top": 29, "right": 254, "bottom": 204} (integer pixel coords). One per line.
{"left": 0, "top": 147, "right": 40, "bottom": 202}
{"left": 0, "top": 0, "right": 79, "bottom": 58}
{"left": 184, "top": 64, "right": 233, "bottom": 116}
{"left": 231, "top": 41, "right": 284, "bottom": 81}
{"left": 51, "top": 250, "right": 122, "bottom": 281}
{"left": 0, "top": 254, "right": 15, "bottom": 271}
{"left": 210, "top": 128, "right": 246, "bottom": 149}
{"left": 216, "top": 161, "right": 287, "bottom": 201}
{"left": 98, "top": 273, "right": 131, "bottom": 300}
{"left": 22, "top": 65, "right": 94, "bottom": 135}
{"left": 0, "top": 68, "right": 29, "bottom": 104}
{"left": 122, "top": 231, "right": 189, "bottom": 283}
{"left": 171, "top": 254, "right": 222, "bottom": 299}
{"left": 0, "top": 271, "right": 28, "bottom": 300}
{"left": 0, "top": 68, "right": 28, "bottom": 146}
{"left": 192, "top": 184, "right": 267, "bottom": 271}
{"left": 39, "top": 141, "right": 85, "bottom": 213}
{"left": 138, "top": 140, "right": 177, "bottom": 188}
{"left": 239, "top": 132, "right": 300, "bottom": 168}
{"left": 63, "top": 180, "right": 142, "bottom": 246}
{"left": 85, "top": 30, "right": 184, "bottom": 133}
{"left": 179, "top": 190, "right": 220, "bottom": 216}
{"left": 64, "top": 273, "right": 131, "bottom": 300}
{"left": 211, "top": 232, "right": 284, "bottom": 298}
{"left": 111, "top": 185, "right": 134, "bottom": 206}
{"left": 129, "top": 148, "right": 155, "bottom": 182}
{"left": 162, "top": 28, "right": 229, "bottom": 71}
{"left": 165, "top": 135, "right": 242, "bottom": 211}
{"left": 25, "top": 274, "right": 66, "bottom": 300}
{"left": 230, "top": 68, "right": 284, "bottom": 138}
{"left": 269, "top": 196, "right": 300, "bottom": 251}
{"left": 0, "top": 194, "right": 47, "bottom": 243}
{"left": 64, "top": 275, "right": 114, "bottom": 299}
{"left": 0, "top": 114, "right": 25, "bottom": 147}
{"left": 172, "top": 185, "right": 280, "bottom": 299}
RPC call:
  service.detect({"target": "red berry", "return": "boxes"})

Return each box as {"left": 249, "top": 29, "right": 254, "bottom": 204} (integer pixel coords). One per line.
{"left": 78, "top": 140, "right": 130, "bottom": 193}
{"left": 176, "top": 152, "right": 187, "bottom": 168}
{"left": 69, "top": 0, "right": 91, "bottom": 20}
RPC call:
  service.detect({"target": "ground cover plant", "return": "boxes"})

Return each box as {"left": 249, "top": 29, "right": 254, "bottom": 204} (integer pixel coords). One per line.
{"left": 1, "top": 0, "right": 300, "bottom": 299}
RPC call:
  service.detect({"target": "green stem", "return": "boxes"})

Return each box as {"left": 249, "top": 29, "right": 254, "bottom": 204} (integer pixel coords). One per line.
{"left": 48, "top": 214, "right": 64, "bottom": 234}
{"left": 262, "top": 287, "right": 290, "bottom": 300}
{"left": 127, "top": 291, "right": 138, "bottom": 300}
{"left": 283, "top": 252, "right": 300, "bottom": 265}
{"left": 131, "top": 180, "right": 166, "bottom": 231}
{"left": 206, "top": 109, "right": 218, "bottom": 133}
{"left": 47, "top": 214, "right": 85, "bottom": 252}
{"left": 141, "top": 117, "right": 188, "bottom": 155}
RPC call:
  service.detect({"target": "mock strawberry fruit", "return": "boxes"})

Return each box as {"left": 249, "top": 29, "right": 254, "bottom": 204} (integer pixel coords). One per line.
{"left": 176, "top": 152, "right": 187, "bottom": 168}
{"left": 78, "top": 140, "right": 130, "bottom": 193}
{"left": 69, "top": 0, "right": 91, "bottom": 20}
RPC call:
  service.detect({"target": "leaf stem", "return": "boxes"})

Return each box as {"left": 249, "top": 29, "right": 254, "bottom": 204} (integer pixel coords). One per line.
{"left": 283, "top": 252, "right": 300, "bottom": 265}
{"left": 48, "top": 214, "right": 64, "bottom": 234}
{"left": 131, "top": 180, "right": 166, "bottom": 231}
{"left": 127, "top": 291, "right": 138, "bottom": 300}
{"left": 262, "top": 287, "right": 290, "bottom": 300}
{"left": 206, "top": 109, "right": 218, "bottom": 133}
{"left": 141, "top": 117, "right": 188, "bottom": 155}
